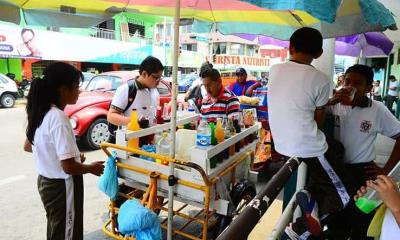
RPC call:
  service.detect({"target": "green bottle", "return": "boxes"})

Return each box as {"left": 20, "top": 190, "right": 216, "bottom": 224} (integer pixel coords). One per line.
{"left": 209, "top": 122, "right": 218, "bottom": 146}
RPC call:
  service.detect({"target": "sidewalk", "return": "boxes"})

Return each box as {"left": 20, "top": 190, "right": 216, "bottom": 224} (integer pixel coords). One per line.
{"left": 15, "top": 98, "right": 27, "bottom": 107}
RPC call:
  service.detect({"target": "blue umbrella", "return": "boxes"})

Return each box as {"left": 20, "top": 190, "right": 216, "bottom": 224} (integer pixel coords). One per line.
{"left": 193, "top": 0, "right": 397, "bottom": 40}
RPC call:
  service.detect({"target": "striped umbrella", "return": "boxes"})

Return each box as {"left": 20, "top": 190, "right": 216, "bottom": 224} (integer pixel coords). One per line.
{"left": 0, "top": 0, "right": 396, "bottom": 39}
{"left": 238, "top": 0, "right": 397, "bottom": 39}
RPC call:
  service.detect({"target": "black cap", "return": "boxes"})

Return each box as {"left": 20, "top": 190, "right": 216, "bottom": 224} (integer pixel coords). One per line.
{"left": 235, "top": 68, "right": 247, "bottom": 76}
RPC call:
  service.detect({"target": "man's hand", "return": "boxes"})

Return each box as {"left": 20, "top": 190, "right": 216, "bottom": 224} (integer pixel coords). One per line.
{"left": 364, "top": 162, "right": 385, "bottom": 179}
{"left": 89, "top": 161, "right": 105, "bottom": 176}
{"left": 328, "top": 87, "right": 352, "bottom": 105}
{"left": 367, "top": 175, "right": 400, "bottom": 213}
{"left": 80, "top": 153, "right": 86, "bottom": 163}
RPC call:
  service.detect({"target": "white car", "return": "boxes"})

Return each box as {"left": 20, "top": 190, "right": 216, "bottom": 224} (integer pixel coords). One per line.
{"left": 0, "top": 73, "right": 18, "bottom": 108}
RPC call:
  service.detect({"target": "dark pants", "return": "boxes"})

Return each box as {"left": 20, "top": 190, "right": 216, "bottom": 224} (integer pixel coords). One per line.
{"left": 38, "top": 175, "right": 84, "bottom": 240}
{"left": 324, "top": 162, "right": 375, "bottom": 240}
{"left": 386, "top": 95, "right": 398, "bottom": 114}
{"left": 302, "top": 138, "right": 351, "bottom": 216}
{"left": 373, "top": 95, "right": 382, "bottom": 102}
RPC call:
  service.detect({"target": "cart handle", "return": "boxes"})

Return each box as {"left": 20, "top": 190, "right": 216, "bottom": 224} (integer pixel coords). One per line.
{"left": 100, "top": 142, "right": 211, "bottom": 186}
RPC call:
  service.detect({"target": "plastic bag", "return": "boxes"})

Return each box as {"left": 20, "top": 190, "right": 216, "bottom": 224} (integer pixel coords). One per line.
{"left": 97, "top": 151, "right": 118, "bottom": 200}
{"left": 118, "top": 199, "right": 162, "bottom": 240}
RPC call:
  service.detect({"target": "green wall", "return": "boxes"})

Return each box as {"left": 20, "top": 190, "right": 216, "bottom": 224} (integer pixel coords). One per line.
{"left": 390, "top": 47, "right": 400, "bottom": 79}
{"left": 0, "top": 59, "right": 22, "bottom": 81}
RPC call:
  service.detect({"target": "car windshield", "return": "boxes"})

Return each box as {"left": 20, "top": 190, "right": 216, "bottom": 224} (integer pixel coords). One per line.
{"left": 85, "top": 75, "right": 123, "bottom": 92}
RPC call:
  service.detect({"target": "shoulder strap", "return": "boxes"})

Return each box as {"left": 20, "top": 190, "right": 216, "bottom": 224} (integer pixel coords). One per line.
{"left": 123, "top": 80, "right": 137, "bottom": 113}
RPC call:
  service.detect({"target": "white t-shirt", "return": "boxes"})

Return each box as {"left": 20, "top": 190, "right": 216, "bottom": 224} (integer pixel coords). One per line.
{"left": 388, "top": 81, "right": 399, "bottom": 97}
{"left": 32, "top": 107, "right": 80, "bottom": 179}
{"left": 111, "top": 81, "right": 160, "bottom": 118}
{"left": 374, "top": 86, "right": 382, "bottom": 96}
{"left": 380, "top": 209, "right": 400, "bottom": 240}
{"left": 268, "top": 61, "right": 332, "bottom": 158}
{"left": 328, "top": 100, "right": 400, "bottom": 164}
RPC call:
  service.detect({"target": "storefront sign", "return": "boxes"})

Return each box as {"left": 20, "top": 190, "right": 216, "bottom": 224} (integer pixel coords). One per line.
{"left": 207, "top": 55, "right": 270, "bottom": 67}
{"left": 260, "top": 49, "right": 288, "bottom": 61}
{"left": 0, "top": 25, "right": 152, "bottom": 64}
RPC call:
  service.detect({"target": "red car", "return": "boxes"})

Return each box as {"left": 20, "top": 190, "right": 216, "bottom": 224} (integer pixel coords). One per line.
{"left": 65, "top": 70, "right": 172, "bottom": 150}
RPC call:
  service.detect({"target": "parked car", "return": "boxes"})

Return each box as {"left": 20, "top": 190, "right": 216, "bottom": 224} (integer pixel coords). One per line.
{"left": 64, "top": 71, "right": 172, "bottom": 150}
{"left": 80, "top": 72, "right": 96, "bottom": 90}
{"left": 178, "top": 73, "right": 198, "bottom": 93}
{"left": 0, "top": 73, "right": 19, "bottom": 108}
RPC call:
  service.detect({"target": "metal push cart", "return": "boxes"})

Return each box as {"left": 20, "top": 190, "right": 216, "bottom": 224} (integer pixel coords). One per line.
{"left": 100, "top": 113, "right": 260, "bottom": 240}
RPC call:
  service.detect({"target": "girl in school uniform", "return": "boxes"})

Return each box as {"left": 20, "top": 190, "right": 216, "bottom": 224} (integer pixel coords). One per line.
{"left": 24, "top": 62, "right": 104, "bottom": 240}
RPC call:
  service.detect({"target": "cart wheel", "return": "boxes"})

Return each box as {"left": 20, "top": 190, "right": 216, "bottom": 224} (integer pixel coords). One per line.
{"left": 212, "top": 180, "right": 256, "bottom": 239}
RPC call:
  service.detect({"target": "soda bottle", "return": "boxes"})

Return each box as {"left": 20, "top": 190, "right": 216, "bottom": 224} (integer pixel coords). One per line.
{"left": 196, "top": 116, "right": 211, "bottom": 149}
{"left": 127, "top": 109, "right": 140, "bottom": 149}
{"left": 210, "top": 122, "right": 218, "bottom": 146}
{"left": 138, "top": 107, "right": 150, "bottom": 147}
{"left": 356, "top": 161, "right": 400, "bottom": 214}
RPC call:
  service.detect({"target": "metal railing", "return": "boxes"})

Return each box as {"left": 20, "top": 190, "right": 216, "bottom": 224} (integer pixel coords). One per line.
{"left": 88, "top": 27, "right": 154, "bottom": 45}
{"left": 90, "top": 27, "right": 116, "bottom": 40}
{"left": 217, "top": 157, "right": 307, "bottom": 240}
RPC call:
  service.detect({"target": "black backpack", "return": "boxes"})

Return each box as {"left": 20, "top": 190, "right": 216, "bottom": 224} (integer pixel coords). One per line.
{"left": 108, "top": 80, "right": 137, "bottom": 142}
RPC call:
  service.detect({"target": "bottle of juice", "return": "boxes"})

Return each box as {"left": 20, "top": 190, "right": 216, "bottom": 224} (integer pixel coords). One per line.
{"left": 215, "top": 118, "right": 225, "bottom": 143}
{"left": 127, "top": 109, "right": 140, "bottom": 149}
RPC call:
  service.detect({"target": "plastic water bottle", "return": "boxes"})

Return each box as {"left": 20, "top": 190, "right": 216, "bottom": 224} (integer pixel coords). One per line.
{"left": 156, "top": 132, "right": 170, "bottom": 165}
{"left": 196, "top": 116, "right": 211, "bottom": 148}
{"left": 356, "top": 161, "right": 400, "bottom": 214}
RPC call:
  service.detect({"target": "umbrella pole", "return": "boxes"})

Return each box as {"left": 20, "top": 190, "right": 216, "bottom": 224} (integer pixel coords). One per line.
{"left": 167, "top": 0, "right": 180, "bottom": 239}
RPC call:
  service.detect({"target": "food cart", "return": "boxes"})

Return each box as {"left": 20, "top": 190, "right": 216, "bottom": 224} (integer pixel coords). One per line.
{"left": 100, "top": 113, "right": 260, "bottom": 239}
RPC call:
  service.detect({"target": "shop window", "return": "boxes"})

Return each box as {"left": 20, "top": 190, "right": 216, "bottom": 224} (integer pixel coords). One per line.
{"left": 97, "top": 19, "right": 115, "bottom": 31}
{"left": 181, "top": 44, "right": 197, "bottom": 52}
{"left": 128, "top": 23, "right": 145, "bottom": 37}
{"left": 231, "top": 43, "right": 245, "bottom": 55}
{"left": 181, "top": 25, "right": 192, "bottom": 33}
{"left": 247, "top": 45, "right": 257, "bottom": 56}
{"left": 212, "top": 43, "right": 227, "bottom": 55}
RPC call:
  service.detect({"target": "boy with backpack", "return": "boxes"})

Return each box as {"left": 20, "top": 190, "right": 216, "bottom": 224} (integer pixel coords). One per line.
{"left": 107, "top": 56, "right": 164, "bottom": 141}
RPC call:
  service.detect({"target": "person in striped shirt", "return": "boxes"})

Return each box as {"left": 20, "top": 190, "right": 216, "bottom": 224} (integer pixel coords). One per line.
{"left": 200, "top": 68, "right": 240, "bottom": 122}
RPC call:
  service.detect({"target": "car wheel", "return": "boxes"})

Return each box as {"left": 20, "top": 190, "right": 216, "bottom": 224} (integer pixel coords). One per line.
{"left": 84, "top": 118, "right": 110, "bottom": 150}
{"left": 1, "top": 93, "right": 16, "bottom": 108}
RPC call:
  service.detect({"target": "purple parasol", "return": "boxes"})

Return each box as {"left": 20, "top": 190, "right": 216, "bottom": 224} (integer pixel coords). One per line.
{"left": 335, "top": 32, "right": 394, "bottom": 57}
{"left": 235, "top": 32, "right": 394, "bottom": 57}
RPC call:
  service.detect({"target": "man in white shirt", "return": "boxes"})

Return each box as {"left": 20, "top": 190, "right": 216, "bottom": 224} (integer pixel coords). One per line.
{"left": 373, "top": 80, "right": 383, "bottom": 101}
{"left": 107, "top": 56, "right": 163, "bottom": 144}
{"left": 269, "top": 27, "right": 349, "bottom": 238}
{"left": 386, "top": 75, "right": 398, "bottom": 114}
{"left": 325, "top": 64, "right": 400, "bottom": 239}
{"left": 108, "top": 56, "right": 163, "bottom": 124}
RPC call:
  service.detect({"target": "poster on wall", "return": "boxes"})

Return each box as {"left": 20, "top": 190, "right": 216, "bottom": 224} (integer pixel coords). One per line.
{"left": 0, "top": 25, "right": 152, "bottom": 64}
{"left": 0, "top": 27, "right": 42, "bottom": 59}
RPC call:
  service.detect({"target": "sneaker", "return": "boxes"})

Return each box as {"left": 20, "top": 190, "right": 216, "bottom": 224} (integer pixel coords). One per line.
{"left": 282, "top": 218, "right": 308, "bottom": 240}
{"left": 283, "top": 224, "right": 299, "bottom": 240}
{"left": 296, "top": 190, "right": 321, "bottom": 236}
